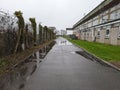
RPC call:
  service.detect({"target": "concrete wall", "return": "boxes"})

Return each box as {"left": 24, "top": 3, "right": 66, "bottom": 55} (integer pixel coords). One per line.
{"left": 117, "top": 39, "right": 120, "bottom": 45}
{"left": 99, "top": 29, "right": 106, "bottom": 43}
{"left": 110, "top": 27, "right": 119, "bottom": 45}
{"left": 73, "top": 23, "right": 120, "bottom": 45}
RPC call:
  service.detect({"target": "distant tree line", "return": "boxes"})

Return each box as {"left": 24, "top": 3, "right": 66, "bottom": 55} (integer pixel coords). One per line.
{"left": 0, "top": 10, "right": 55, "bottom": 57}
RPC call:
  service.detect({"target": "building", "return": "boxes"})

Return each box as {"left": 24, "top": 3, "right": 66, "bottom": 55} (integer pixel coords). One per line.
{"left": 66, "top": 28, "right": 73, "bottom": 35}
{"left": 72, "top": 0, "right": 120, "bottom": 45}
{"left": 61, "top": 30, "right": 67, "bottom": 36}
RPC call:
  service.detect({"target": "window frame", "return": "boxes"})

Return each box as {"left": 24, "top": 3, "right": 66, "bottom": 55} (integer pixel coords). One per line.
{"left": 105, "top": 28, "right": 110, "bottom": 38}
{"left": 118, "top": 26, "right": 120, "bottom": 38}
{"left": 97, "top": 28, "right": 100, "bottom": 37}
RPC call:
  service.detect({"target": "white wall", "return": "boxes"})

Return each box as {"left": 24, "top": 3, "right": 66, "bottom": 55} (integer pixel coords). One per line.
{"left": 66, "top": 30, "right": 73, "bottom": 35}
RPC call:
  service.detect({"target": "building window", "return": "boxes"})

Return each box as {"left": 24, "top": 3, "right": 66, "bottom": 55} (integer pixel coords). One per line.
{"left": 87, "top": 32, "right": 89, "bottom": 38}
{"left": 118, "top": 28, "right": 120, "bottom": 38}
{"left": 118, "top": 32, "right": 120, "bottom": 38}
{"left": 97, "top": 29, "right": 100, "bottom": 36}
{"left": 106, "top": 29, "right": 110, "bottom": 38}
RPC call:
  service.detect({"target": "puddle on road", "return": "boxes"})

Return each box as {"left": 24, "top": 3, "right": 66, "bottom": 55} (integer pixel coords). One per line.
{"left": 57, "top": 40, "right": 73, "bottom": 46}
{"left": 0, "top": 55, "right": 37, "bottom": 90}
{"left": 0, "top": 42, "right": 55, "bottom": 90}
{"left": 70, "top": 51, "right": 76, "bottom": 54}
{"left": 75, "top": 51, "right": 111, "bottom": 67}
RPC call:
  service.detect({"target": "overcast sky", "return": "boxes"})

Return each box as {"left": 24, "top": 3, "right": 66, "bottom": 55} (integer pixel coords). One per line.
{"left": 1, "top": 0, "right": 103, "bottom": 30}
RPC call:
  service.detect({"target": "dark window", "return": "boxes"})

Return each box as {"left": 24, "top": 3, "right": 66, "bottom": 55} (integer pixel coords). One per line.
{"left": 118, "top": 30, "right": 120, "bottom": 38}
{"left": 97, "top": 30, "right": 100, "bottom": 36}
{"left": 106, "top": 29, "right": 110, "bottom": 35}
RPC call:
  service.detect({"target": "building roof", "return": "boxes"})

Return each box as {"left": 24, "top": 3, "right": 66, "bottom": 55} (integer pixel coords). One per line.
{"left": 66, "top": 28, "right": 73, "bottom": 30}
{"left": 73, "top": 0, "right": 119, "bottom": 29}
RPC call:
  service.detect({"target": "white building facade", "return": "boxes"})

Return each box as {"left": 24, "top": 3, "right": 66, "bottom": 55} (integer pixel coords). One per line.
{"left": 73, "top": 0, "right": 120, "bottom": 45}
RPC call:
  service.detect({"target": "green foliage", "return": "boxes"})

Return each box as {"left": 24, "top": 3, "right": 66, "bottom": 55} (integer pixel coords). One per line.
{"left": 0, "top": 10, "right": 56, "bottom": 75}
{"left": 69, "top": 39, "right": 120, "bottom": 62}
{"left": 14, "top": 11, "right": 25, "bottom": 30}
{"left": 14, "top": 10, "right": 25, "bottom": 53}
{"left": 29, "top": 18, "right": 37, "bottom": 43}
{"left": 0, "top": 58, "right": 6, "bottom": 68}
{"left": 43, "top": 26, "right": 47, "bottom": 42}
{"left": 45, "top": 26, "right": 48, "bottom": 41}
{"left": 39, "top": 24, "right": 43, "bottom": 44}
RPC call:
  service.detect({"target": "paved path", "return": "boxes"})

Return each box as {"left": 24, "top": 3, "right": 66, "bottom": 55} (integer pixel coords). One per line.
{"left": 23, "top": 37, "right": 120, "bottom": 90}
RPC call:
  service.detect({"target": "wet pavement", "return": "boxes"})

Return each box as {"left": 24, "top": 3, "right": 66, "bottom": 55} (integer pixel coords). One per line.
{"left": 23, "top": 37, "right": 120, "bottom": 90}
{"left": 0, "top": 42, "right": 55, "bottom": 90}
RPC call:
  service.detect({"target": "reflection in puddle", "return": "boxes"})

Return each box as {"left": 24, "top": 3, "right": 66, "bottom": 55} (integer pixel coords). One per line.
{"left": 58, "top": 40, "right": 72, "bottom": 46}
{"left": 75, "top": 51, "right": 111, "bottom": 67}
{"left": 71, "top": 51, "right": 76, "bottom": 54}
{"left": 0, "top": 42, "right": 55, "bottom": 90}
{"left": 19, "top": 83, "right": 25, "bottom": 90}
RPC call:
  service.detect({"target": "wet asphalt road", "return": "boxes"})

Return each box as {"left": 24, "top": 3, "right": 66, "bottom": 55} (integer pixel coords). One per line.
{"left": 23, "top": 37, "right": 120, "bottom": 90}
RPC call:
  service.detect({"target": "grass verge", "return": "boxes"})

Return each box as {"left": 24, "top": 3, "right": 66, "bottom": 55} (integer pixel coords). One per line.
{"left": 67, "top": 38, "right": 120, "bottom": 62}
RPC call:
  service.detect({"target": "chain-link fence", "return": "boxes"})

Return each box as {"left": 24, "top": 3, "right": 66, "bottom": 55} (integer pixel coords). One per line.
{"left": 0, "top": 11, "right": 34, "bottom": 57}
{"left": 0, "top": 10, "right": 56, "bottom": 58}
